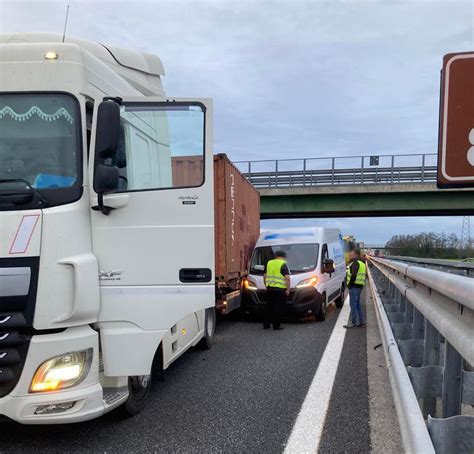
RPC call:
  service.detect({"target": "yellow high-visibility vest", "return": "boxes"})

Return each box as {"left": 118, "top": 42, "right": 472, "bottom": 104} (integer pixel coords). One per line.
{"left": 266, "top": 258, "right": 287, "bottom": 289}
{"left": 346, "top": 260, "right": 366, "bottom": 286}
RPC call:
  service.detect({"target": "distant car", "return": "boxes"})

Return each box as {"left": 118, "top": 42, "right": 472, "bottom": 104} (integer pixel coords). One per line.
{"left": 242, "top": 227, "right": 346, "bottom": 321}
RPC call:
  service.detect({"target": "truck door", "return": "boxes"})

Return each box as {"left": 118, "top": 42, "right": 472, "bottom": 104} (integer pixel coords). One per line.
{"left": 89, "top": 98, "right": 214, "bottom": 376}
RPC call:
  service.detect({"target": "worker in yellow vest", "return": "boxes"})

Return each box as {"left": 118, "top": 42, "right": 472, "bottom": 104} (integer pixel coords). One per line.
{"left": 263, "top": 251, "right": 291, "bottom": 330}
{"left": 344, "top": 250, "right": 366, "bottom": 329}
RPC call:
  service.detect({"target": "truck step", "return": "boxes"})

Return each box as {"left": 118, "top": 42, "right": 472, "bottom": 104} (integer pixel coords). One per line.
{"left": 103, "top": 387, "right": 128, "bottom": 407}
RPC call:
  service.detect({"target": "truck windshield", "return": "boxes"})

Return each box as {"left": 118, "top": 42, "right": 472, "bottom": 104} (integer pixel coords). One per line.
{"left": 0, "top": 93, "right": 81, "bottom": 210}
{"left": 250, "top": 243, "right": 320, "bottom": 275}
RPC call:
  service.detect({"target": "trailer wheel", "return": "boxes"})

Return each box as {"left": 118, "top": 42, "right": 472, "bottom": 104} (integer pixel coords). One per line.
{"left": 121, "top": 374, "right": 151, "bottom": 417}
{"left": 315, "top": 294, "right": 327, "bottom": 321}
{"left": 198, "top": 307, "right": 216, "bottom": 349}
{"left": 335, "top": 284, "right": 346, "bottom": 308}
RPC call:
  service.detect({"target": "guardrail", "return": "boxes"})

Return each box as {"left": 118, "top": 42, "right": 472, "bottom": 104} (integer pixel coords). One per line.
{"left": 234, "top": 153, "right": 437, "bottom": 188}
{"left": 385, "top": 255, "right": 474, "bottom": 277}
{"left": 369, "top": 257, "right": 474, "bottom": 453}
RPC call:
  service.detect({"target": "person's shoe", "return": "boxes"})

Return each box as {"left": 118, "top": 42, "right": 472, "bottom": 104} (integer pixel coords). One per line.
{"left": 273, "top": 326, "right": 285, "bottom": 331}
{"left": 344, "top": 323, "right": 357, "bottom": 329}
{"left": 263, "top": 324, "right": 271, "bottom": 330}
{"left": 357, "top": 323, "right": 366, "bottom": 328}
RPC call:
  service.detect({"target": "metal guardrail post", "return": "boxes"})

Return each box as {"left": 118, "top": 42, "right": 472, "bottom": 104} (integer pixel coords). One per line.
{"left": 423, "top": 320, "right": 440, "bottom": 417}
{"left": 361, "top": 156, "right": 364, "bottom": 184}
{"left": 424, "top": 320, "right": 440, "bottom": 366}
{"left": 413, "top": 308, "right": 425, "bottom": 340}
{"left": 443, "top": 342, "right": 463, "bottom": 417}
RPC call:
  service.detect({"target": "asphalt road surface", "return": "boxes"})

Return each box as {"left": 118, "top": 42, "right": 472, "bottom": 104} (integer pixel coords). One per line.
{"left": 0, "top": 299, "right": 373, "bottom": 454}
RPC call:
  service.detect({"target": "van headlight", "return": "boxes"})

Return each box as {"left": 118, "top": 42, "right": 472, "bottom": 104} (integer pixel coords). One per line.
{"left": 244, "top": 278, "right": 258, "bottom": 291}
{"left": 296, "top": 276, "right": 318, "bottom": 288}
{"left": 30, "top": 349, "right": 92, "bottom": 393}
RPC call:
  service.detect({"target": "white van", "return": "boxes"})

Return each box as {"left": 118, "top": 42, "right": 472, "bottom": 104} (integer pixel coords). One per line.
{"left": 242, "top": 227, "right": 346, "bottom": 321}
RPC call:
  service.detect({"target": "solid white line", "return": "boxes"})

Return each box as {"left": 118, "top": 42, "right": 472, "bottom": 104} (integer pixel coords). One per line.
{"left": 284, "top": 296, "right": 351, "bottom": 454}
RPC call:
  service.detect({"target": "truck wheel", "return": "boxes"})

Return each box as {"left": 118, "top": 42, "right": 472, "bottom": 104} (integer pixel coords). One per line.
{"left": 316, "top": 295, "right": 327, "bottom": 321}
{"left": 198, "top": 307, "right": 216, "bottom": 349}
{"left": 121, "top": 374, "right": 151, "bottom": 417}
{"left": 335, "top": 284, "right": 346, "bottom": 308}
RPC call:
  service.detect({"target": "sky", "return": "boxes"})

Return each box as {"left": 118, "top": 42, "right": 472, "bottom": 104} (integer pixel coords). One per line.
{"left": 0, "top": 0, "right": 472, "bottom": 243}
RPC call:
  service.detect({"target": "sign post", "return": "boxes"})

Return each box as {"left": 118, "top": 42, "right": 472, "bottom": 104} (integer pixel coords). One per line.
{"left": 438, "top": 52, "right": 474, "bottom": 188}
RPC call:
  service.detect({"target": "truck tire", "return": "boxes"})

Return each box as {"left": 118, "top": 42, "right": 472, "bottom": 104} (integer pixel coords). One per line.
{"left": 198, "top": 307, "right": 216, "bottom": 349}
{"left": 316, "top": 294, "right": 327, "bottom": 321}
{"left": 335, "top": 284, "right": 346, "bottom": 308}
{"left": 121, "top": 374, "right": 151, "bottom": 417}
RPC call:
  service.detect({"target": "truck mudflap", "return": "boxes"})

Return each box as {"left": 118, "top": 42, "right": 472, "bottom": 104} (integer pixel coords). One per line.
{"left": 216, "top": 289, "right": 241, "bottom": 315}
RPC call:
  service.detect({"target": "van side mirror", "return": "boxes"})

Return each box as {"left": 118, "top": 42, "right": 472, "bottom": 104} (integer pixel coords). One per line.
{"left": 322, "top": 258, "right": 335, "bottom": 274}
{"left": 93, "top": 100, "right": 121, "bottom": 215}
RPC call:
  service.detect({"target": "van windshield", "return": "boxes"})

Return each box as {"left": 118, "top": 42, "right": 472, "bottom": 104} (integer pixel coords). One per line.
{"left": 250, "top": 243, "right": 319, "bottom": 275}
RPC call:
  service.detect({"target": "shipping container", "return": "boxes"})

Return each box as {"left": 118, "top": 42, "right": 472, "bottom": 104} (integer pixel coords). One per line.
{"left": 172, "top": 154, "right": 260, "bottom": 314}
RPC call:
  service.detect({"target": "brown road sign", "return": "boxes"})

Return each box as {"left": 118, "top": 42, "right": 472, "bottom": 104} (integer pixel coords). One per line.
{"left": 438, "top": 52, "right": 474, "bottom": 188}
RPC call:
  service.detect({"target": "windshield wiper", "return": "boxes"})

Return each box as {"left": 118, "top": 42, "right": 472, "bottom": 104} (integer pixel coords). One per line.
{"left": 0, "top": 179, "right": 49, "bottom": 207}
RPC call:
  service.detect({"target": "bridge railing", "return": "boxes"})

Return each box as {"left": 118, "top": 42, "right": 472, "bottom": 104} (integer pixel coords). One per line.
{"left": 369, "top": 257, "right": 474, "bottom": 453}
{"left": 234, "top": 153, "right": 437, "bottom": 188}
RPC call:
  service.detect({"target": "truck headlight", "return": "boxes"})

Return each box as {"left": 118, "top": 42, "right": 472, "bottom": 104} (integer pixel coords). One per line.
{"left": 296, "top": 276, "right": 318, "bottom": 288}
{"left": 30, "top": 349, "right": 92, "bottom": 393}
{"left": 244, "top": 278, "right": 258, "bottom": 291}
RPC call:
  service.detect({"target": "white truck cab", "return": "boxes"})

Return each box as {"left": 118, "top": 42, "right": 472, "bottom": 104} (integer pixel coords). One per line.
{"left": 243, "top": 227, "right": 346, "bottom": 320}
{"left": 0, "top": 34, "right": 215, "bottom": 423}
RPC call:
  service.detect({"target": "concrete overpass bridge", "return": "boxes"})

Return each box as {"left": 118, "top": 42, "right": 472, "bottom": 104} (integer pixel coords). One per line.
{"left": 234, "top": 153, "right": 474, "bottom": 218}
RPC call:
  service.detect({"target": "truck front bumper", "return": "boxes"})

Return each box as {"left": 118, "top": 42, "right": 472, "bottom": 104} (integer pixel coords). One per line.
{"left": 0, "top": 326, "right": 108, "bottom": 424}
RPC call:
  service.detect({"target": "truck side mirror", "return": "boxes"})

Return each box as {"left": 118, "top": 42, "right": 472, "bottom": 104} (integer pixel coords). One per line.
{"left": 95, "top": 100, "right": 120, "bottom": 160}
{"left": 93, "top": 100, "right": 121, "bottom": 215}
{"left": 322, "top": 259, "right": 335, "bottom": 274}
{"left": 95, "top": 164, "right": 119, "bottom": 193}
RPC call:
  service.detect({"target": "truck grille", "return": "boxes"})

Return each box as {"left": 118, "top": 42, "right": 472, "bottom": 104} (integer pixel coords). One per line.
{"left": 0, "top": 257, "right": 39, "bottom": 398}
{"left": 0, "top": 314, "right": 31, "bottom": 397}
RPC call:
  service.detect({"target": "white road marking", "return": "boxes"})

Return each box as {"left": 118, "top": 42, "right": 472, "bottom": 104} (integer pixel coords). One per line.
{"left": 284, "top": 296, "right": 351, "bottom": 454}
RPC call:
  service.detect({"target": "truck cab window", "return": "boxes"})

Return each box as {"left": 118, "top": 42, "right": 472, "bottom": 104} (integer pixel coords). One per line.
{"left": 108, "top": 103, "right": 205, "bottom": 192}
{"left": 0, "top": 93, "right": 82, "bottom": 210}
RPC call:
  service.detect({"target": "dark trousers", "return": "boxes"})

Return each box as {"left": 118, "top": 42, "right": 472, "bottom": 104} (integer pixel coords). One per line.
{"left": 263, "top": 287, "right": 287, "bottom": 329}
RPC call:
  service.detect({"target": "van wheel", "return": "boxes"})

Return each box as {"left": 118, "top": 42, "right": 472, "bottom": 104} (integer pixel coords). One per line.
{"left": 335, "top": 284, "right": 346, "bottom": 308}
{"left": 121, "top": 374, "right": 151, "bottom": 417}
{"left": 198, "top": 307, "right": 216, "bottom": 349}
{"left": 316, "top": 295, "right": 327, "bottom": 321}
